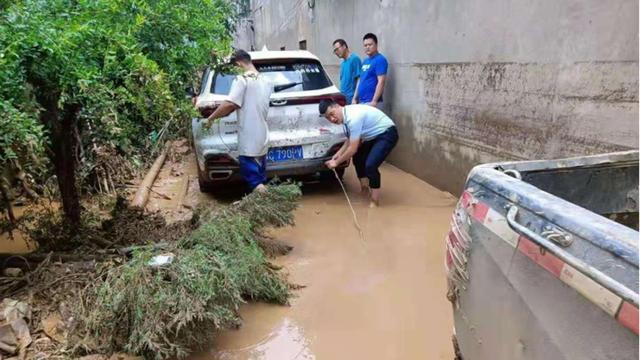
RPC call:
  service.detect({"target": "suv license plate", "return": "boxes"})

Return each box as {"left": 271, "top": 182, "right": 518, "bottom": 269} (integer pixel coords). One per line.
{"left": 267, "top": 146, "right": 303, "bottom": 163}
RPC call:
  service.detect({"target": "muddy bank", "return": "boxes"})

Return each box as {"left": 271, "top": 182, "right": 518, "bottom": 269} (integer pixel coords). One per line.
{"left": 192, "top": 164, "right": 457, "bottom": 359}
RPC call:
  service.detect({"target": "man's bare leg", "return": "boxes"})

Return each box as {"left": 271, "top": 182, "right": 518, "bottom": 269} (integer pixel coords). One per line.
{"left": 369, "top": 188, "right": 380, "bottom": 207}
{"left": 359, "top": 178, "right": 370, "bottom": 194}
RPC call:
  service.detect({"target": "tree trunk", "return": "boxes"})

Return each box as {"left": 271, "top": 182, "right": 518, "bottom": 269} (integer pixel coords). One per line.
{"left": 31, "top": 84, "right": 82, "bottom": 226}
{"left": 0, "top": 180, "right": 15, "bottom": 224}
{"left": 52, "top": 105, "right": 81, "bottom": 225}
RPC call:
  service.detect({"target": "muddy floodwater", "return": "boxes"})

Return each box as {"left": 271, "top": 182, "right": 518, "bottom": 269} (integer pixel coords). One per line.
{"left": 192, "top": 163, "right": 457, "bottom": 359}
{"left": 0, "top": 158, "right": 457, "bottom": 359}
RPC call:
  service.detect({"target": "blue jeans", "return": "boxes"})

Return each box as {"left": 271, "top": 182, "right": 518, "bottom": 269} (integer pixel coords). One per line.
{"left": 239, "top": 155, "right": 267, "bottom": 190}
{"left": 353, "top": 126, "right": 399, "bottom": 189}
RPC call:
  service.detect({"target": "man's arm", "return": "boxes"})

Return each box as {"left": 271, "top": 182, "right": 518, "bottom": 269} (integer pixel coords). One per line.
{"left": 331, "top": 140, "right": 350, "bottom": 161}
{"left": 370, "top": 75, "right": 386, "bottom": 106}
{"left": 351, "top": 57, "right": 361, "bottom": 104}
{"left": 352, "top": 78, "right": 360, "bottom": 104}
{"left": 326, "top": 139, "right": 359, "bottom": 168}
{"left": 203, "top": 101, "right": 238, "bottom": 128}
{"left": 204, "top": 74, "right": 245, "bottom": 128}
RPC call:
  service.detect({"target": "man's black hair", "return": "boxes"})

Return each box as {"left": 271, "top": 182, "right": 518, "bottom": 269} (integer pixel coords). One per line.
{"left": 333, "top": 39, "right": 348, "bottom": 48}
{"left": 363, "top": 33, "right": 378, "bottom": 44}
{"left": 319, "top": 99, "right": 338, "bottom": 115}
{"left": 230, "top": 49, "right": 251, "bottom": 64}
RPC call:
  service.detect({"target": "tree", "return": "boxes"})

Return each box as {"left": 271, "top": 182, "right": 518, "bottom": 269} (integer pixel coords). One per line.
{"left": 0, "top": 0, "right": 235, "bottom": 226}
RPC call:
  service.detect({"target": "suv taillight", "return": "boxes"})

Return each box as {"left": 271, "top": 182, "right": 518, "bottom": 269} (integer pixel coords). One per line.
{"left": 197, "top": 101, "right": 222, "bottom": 118}
{"left": 332, "top": 94, "right": 346, "bottom": 106}
{"left": 206, "top": 154, "right": 237, "bottom": 167}
{"left": 198, "top": 106, "right": 217, "bottom": 118}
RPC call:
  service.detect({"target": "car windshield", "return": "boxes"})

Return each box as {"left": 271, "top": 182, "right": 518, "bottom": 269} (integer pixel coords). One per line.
{"left": 210, "top": 60, "right": 332, "bottom": 95}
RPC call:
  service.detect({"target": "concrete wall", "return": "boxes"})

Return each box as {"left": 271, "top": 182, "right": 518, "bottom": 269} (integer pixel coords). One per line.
{"left": 246, "top": 0, "right": 639, "bottom": 194}
{"left": 233, "top": 18, "right": 255, "bottom": 51}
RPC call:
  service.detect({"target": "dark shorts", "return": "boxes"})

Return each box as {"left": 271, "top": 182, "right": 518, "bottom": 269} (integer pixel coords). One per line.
{"left": 239, "top": 155, "right": 267, "bottom": 190}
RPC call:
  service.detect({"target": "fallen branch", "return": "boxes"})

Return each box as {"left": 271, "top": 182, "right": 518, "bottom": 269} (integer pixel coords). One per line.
{"left": 115, "top": 242, "right": 170, "bottom": 255}
{"left": 131, "top": 142, "right": 169, "bottom": 208}
{"left": 0, "top": 243, "right": 171, "bottom": 267}
{"left": 149, "top": 187, "right": 172, "bottom": 200}
{"left": 1, "top": 252, "right": 115, "bottom": 265}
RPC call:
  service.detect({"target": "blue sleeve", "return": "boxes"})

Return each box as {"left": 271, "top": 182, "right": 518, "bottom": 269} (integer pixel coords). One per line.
{"left": 353, "top": 56, "right": 362, "bottom": 78}
{"left": 375, "top": 56, "right": 388, "bottom": 76}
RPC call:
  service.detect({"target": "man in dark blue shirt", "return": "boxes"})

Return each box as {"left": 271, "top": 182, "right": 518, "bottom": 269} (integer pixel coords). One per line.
{"left": 333, "top": 39, "right": 361, "bottom": 104}
{"left": 353, "top": 33, "right": 388, "bottom": 109}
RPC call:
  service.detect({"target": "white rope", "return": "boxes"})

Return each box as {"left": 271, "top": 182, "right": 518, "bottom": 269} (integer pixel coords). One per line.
{"left": 332, "top": 169, "right": 365, "bottom": 241}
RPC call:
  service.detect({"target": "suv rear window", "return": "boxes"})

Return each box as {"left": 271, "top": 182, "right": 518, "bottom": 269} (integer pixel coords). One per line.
{"left": 210, "top": 60, "right": 332, "bottom": 95}
{"left": 256, "top": 60, "right": 331, "bottom": 93}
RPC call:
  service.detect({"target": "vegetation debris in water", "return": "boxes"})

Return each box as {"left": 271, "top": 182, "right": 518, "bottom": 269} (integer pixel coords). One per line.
{"left": 85, "top": 184, "right": 302, "bottom": 359}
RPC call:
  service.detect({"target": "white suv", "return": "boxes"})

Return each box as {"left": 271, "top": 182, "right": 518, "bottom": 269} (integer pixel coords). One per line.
{"left": 191, "top": 50, "right": 347, "bottom": 192}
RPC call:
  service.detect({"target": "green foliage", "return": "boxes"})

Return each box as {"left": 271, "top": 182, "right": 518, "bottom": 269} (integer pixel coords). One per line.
{"left": 88, "top": 184, "right": 302, "bottom": 359}
{"left": 0, "top": 100, "right": 44, "bottom": 170}
{"left": 0, "top": 0, "right": 235, "bottom": 196}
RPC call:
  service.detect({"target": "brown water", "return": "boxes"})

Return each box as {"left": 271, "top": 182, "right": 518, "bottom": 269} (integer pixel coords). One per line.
{"left": 0, "top": 204, "right": 42, "bottom": 254}
{"left": 192, "top": 164, "right": 457, "bottom": 359}
{"left": 1, "top": 156, "right": 457, "bottom": 358}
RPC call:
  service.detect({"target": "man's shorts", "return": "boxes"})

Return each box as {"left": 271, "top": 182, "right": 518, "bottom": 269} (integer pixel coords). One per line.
{"left": 238, "top": 155, "right": 267, "bottom": 190}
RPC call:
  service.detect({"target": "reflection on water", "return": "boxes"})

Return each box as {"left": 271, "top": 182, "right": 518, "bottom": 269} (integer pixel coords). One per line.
{"left": 212, "top": 318, "right": 314, "bottom": 360}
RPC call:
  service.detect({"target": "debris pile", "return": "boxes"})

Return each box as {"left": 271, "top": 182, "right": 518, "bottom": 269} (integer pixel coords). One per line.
{"left": 0, "top": 183, "right": 302, "bottom": 359}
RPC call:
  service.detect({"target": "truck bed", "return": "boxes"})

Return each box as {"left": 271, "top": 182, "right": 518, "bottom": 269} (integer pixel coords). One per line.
{"left": 446, "top": 151, "right": 639, "bottom": 360}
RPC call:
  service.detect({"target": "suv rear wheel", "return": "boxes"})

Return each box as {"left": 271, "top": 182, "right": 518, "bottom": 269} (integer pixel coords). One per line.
{"left": 198, "top": 175, "right": 215, "bottom": 193}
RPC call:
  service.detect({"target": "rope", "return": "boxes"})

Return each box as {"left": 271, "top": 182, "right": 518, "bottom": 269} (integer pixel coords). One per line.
{"left": 332, "top": 169, "right": 365, "bottom": 241}
{"left": 217, "top": 119, "right": 232, "bottom": 152}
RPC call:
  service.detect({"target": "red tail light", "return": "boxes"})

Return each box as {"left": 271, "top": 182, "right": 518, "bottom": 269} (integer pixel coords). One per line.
{"left": 205, "top": 154, "right": 237, "bottom": 166}
{"left": 333, "top": 94, "right": 347, "bottom": 106}
{"left": 198, "top": 105, "right": 218, "bottom": 118}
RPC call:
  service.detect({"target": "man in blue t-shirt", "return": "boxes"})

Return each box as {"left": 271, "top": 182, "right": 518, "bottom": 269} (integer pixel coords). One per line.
{"left": 333, "top": 39, "right": 361, "bottom": 104}
{"left": 353, "top": 33, "right": 388, "bottom": 109}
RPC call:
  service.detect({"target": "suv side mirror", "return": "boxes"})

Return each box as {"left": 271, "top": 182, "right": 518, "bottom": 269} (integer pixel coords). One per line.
{"left": 185, "top": 86, "right": 196, "bottom": 98}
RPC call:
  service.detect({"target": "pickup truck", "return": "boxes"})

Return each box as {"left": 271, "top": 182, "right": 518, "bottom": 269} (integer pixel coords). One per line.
{"left": 446, "top": 151, "right": 638, "bottom": 360}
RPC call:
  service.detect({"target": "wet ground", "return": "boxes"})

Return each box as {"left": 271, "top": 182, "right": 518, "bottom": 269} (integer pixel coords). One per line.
{"left": 191, "top": 163, "right": 458, "bottom": 359}
{"left": 0, "top": 151, "right": 458, "bottom": 359}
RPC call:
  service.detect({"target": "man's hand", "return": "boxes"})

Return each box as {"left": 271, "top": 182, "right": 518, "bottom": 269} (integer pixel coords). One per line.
{"left": 352, "top": 96, "right": 358, "bottom": 104}
{"left": 202, "top": 117, "right": 217, "bottom": 130}
{"left": 368, "top": 101, "right": 378, "bottom": 107}
{"left": 325, "top": 159, "right": 338, "bottom": 169}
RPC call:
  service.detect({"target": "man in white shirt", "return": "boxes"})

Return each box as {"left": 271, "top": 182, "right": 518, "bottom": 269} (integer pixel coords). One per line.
{"left": 205, "top": 49, "right": 272, "bottom": 192}
{"left": 320, "top": 100, "right": 399, "bottom": 207}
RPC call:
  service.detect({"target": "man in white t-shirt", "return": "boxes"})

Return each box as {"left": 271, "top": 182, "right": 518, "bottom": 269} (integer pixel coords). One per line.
{"left": 320, "top": 100, "right": 399, "bottom": 207}
{"left": 205, "top": 49, "right": 272, "bottom": 192}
